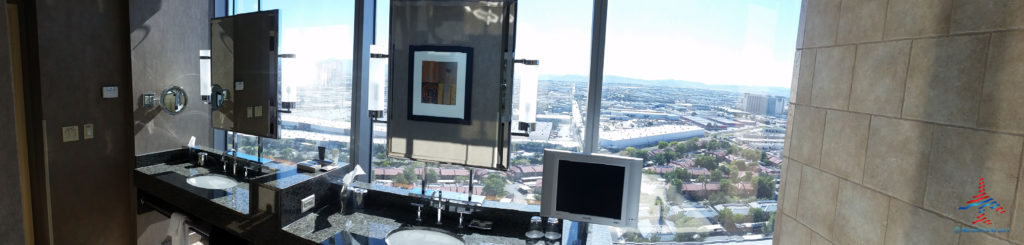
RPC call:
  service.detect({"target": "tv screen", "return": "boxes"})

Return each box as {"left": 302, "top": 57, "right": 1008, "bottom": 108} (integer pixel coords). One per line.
{"left": 555, "top": 160, "right": 625, "bottom": 219}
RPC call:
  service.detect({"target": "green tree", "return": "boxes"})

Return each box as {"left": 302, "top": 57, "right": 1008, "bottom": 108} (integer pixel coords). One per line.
{"left": 402, "top": 165, "right": 420, "bottom": 184}
{"left": 710, "top": 169, "right": 723, "bottom": 182}
{"left": 658, "top": 141, "right": 669, "bottom": 149}
{"left": 707, "top": 192, "right": 728, "bottom": 206}
{"left": 717, "top": 165, "right": 732, "bottom": 177}
{"left": 755, "top": 176, "right": 776, "bottom": 199}
{"left": 741, "top": 148, "right": 761, "bottom": 162}
{"left": 668, "top": 168, "right": 691, "bottom": 182}
{"left": 720, "top": 179, "right": 734, "bottom": 195}
{"left": 695, "top": 155, "right": 718, "bottom": 170}
{"left": 750, "top": 208, "right": 770, "bottom": 223}
{"left": 621, "top": 147, "right": 637, "bottom": 156}
{"left": 671, "top": 178, "right": 684, "bottom": 191}
{"left": 513, "top": 158, "right": 530, "bottom": 166}
{"left": 482, "top": 173, "right": 507, "bottom": 197}
{"left": 733, "top": 160, "right": 747, "bottom": 171}
{"left": 763, "top": 213, "right": 776, "bottom": 234}
{"left": 425, "top": 169, "right": 439, "bottom": 183}
{"left": 394, "top": 172, "right": 410, "bottom": 184}
{"left": 717, "top": 207, "right": 737, "bottom": 231}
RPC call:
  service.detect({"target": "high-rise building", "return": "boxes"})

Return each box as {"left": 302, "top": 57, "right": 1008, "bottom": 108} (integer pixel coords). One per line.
{"left": 743, "top": 93, "right": 786, "bottom": 116}
{"left": 743, "top": 93, "right": 768, "bottom": 115}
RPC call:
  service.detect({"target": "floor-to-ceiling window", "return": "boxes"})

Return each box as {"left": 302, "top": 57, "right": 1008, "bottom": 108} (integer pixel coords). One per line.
{"left": 598, "top": 0, "right": 798, "bottom": 243}
{"left": 228, "top": 0, "right": 355, "bottom": 165}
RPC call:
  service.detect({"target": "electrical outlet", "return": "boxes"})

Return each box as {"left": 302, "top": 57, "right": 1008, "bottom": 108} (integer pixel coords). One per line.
{"left": 83, "top": 124, "right": 94, "bottom": 139}
{"left": 301, "top": 194, "right": 315, "bottom": 213}
{"left": 62, "top": 126, "right": 79, "bottom": 142}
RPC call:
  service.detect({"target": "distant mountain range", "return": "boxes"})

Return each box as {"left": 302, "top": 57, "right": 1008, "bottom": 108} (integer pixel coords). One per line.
{"left": 539, "top": 74, "right": 791, "bottom": 97}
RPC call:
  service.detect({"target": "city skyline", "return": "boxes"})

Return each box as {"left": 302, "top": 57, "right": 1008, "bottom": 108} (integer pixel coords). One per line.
{"left": 246, "top": 0, "right": 799, "bottom": 88}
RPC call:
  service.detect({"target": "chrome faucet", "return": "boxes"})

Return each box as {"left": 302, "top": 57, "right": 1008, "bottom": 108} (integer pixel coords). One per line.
{"left": 221, "top": 155, "right": 228, "bottom": 172}
{"left": 231, "top": 142, "right": 239, "bottom": 176}
{"left": 432, "top": 190, "right": 446, "bottom": 225}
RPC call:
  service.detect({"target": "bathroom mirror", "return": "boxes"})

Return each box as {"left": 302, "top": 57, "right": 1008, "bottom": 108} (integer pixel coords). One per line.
{"left": 210, "top": 84, "right": 228, "bottom": 110}
{"left": 210, "top": 10, "right": 281, "bottom": 139}
{"left": 386, "top": 0, "right": 517, "bottom": 171}
{"left": 161, "top": 86, "right": 188, "bottom": 115}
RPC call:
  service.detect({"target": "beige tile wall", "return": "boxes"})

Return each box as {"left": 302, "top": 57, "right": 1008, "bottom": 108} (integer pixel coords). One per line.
{"left": 777, "top": 0, "right": 1024, "bottom": 244}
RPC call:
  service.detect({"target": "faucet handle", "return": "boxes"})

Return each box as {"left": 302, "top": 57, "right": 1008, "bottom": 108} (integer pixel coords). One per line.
{"left": 457, "top": 209, "right": 472, "bottom": 229}
{"left": 410, "top": 203, "right": 424, "bottom": 223}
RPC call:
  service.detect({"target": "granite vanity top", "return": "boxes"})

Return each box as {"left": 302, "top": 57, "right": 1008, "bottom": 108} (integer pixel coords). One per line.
{"left": 136, "top": 162, "right": 253, "bottom": 214}
{"left": 134, "top": 149, "right": 611, "bottom": 244}
{"left": 282, "top": 208, "right": 534, "bottom": 245}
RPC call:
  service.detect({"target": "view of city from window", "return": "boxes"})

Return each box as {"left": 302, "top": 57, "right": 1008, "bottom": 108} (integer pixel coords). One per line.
{"left": 228, "top": 0, "right": 797, "bottom": 243}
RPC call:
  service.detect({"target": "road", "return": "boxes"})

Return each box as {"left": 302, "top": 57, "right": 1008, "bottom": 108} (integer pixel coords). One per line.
{"left": 505, "top": 181, "right": 529, "bottom": 204}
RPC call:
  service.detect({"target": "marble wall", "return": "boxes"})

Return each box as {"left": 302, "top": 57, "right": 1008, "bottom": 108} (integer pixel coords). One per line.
{"left": 776, "top": 0, "right": 1024, "bottom": 244}
{"left": 130, "top": 0, "right": 213, "bottom": 155}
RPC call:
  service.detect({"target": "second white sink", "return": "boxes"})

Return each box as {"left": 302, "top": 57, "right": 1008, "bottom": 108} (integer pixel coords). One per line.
{"left": 385, "top": 227, "right": 465, "bottom": 245}
{"left": 186, "top": 174, "right": 238, "bottom": 189}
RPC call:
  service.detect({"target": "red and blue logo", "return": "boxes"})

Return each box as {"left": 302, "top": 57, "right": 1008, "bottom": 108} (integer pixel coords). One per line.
{"left": 957, "top": 178, "right": 1006, "bottom": 226}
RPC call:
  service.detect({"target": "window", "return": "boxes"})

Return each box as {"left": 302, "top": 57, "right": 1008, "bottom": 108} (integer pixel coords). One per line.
{"left": 599, "top": 0, "right": 798, "bottom": 242}
{"left": 225, "top": 0, "right": 355, "bottom": 165}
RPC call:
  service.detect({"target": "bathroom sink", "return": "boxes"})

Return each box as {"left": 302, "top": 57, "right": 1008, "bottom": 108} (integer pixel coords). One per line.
{"left": 186, "top": 174, "right": 238, "bottom": 189}
{"left": 385, "top": 227, "right": 465, "bottom": 245}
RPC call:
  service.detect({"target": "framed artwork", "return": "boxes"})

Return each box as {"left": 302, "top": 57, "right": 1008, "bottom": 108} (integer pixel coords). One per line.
{"left": 408, "top": 45, "right": 473, "bottom": 124}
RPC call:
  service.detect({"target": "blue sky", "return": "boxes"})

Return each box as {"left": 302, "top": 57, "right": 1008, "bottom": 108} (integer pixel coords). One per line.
{"left": 236, "top": 0, "right": 799, "bottom": 88}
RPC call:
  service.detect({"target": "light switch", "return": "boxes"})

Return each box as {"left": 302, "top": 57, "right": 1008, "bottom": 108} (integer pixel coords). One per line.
{"left": 300, "top": 194, "right": 315, "bottom": 213}
{"left": 62, "top": 126, "right": 79, "bottom": 142}
{"left": 83, "top": 124, "right": 94, "bottom": 139}
{"left": 102, "top": 86, "right": 118, "bottom": 98}
{"left": 142, "top": 93, "right": 155, "bottom": 108}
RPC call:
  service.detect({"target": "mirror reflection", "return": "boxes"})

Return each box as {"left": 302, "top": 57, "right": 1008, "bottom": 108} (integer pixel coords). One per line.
{"left": 210, "top": 10, "right": 281, "bottom": 139}
{"left": 161, "top": 86, "right": 187, "bottom": 115}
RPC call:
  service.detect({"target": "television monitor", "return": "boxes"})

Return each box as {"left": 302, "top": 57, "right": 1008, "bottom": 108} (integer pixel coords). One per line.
{"left": 540, "top": 149, "right": 642, "bottom": 228}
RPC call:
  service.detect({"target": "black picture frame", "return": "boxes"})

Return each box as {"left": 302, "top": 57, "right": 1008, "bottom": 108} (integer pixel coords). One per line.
{"left": 407, "top": 45, "right": 474, "bottom": 125}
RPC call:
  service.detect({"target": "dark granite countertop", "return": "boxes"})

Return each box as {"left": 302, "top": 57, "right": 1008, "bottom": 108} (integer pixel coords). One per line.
{"left": 136, "top": 162, "right": 253, "bottom": 214}
{"left": 257, "top": 161, "right": 351, "bottom": 190}
{"left": 134, "top": 149, "right": 612, "bottom": 244}
{"left": 282, "top": 208, "right": 532, "bottom": 245}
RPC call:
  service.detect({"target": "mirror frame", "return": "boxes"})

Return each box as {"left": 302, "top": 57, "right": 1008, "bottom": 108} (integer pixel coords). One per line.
{"left": 161, "top": 86, "right": 188, "bottom": 115}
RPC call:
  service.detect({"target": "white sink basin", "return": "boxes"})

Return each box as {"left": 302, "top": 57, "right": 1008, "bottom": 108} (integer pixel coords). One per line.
{"left": 385, "top": 227, "right": 465, "bottom": 245}
{"left": 186, "top": 174, "right": 238, "bottom": 189}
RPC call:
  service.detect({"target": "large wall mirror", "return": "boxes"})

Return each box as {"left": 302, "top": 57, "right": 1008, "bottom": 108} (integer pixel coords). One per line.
{"left": 210, "top": 10, "right": 281, "bottom": 139}
{"left": 387, "top": 0, "right": 517, "bottom": 170}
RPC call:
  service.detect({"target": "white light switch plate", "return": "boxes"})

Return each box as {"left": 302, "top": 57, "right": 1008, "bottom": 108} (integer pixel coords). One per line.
{"left": 301, "top": 194, "right": 315, "bottom": 213}
{"left": 62, "top": 126, "right": 79, "bottom": 142}
{"left": 83, "top": 124, "right": 94, "bottom": 139}
{"left": 102, "top": 86, "right": 118, "bottom": 98}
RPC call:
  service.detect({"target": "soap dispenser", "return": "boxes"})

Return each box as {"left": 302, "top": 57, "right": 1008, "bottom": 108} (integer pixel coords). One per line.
{"left": 316, "top": 146, "right": 334, "bottom": 168}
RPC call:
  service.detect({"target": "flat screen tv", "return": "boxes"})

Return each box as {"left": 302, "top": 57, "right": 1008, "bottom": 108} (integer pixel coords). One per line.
{"left": 540, "top": 149, "right": 641, "bottom": 228}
